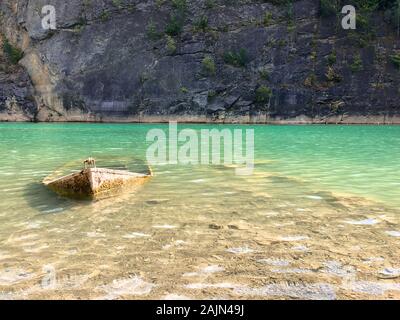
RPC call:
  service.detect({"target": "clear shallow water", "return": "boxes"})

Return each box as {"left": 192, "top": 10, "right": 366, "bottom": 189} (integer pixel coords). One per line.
{"left": 0, "top": 123, "right": 399, "bottom": 300}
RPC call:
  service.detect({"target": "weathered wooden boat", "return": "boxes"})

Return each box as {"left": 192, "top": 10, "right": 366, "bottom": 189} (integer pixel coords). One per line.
{"left": 43, "top": 158, "right": 153, "bottom": 200}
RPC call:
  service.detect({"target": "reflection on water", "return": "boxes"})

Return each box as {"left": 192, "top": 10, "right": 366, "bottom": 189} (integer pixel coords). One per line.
{"left": 0, "top": 123, "right": 399, "bottom": 300}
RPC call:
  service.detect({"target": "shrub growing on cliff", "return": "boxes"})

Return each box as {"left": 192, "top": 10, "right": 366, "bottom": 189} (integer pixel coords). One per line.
{"left": 285, "top": 0, "right": 294, "bottom": 22}
{"left": 327, "top": 51, "right": 337, "bottom": 66}
{"left": 165, "top": 0, "right": 188, "bottom": 36}
{"left": 3, "top": 39, "right": 23, "bottom": 64}
{"left": 100, "top": 11, "right": 110, "bottom": 22}
{"left": 202, "top": 56, "right": 216, "bottom": 76}
{"left": 325, "top": 66, "right": 342, "bottom": 82}
{"left": 180, "top": 86, "right": 189, "bottom": 93}
{"left": 165, "top": 15, "right": 184, "bottom": 36}
{"left": 304, "top": 73, "right": 317, "bottom": 87}
{"left": 320, "top": 0, "right": 338, "bottom": 17}
{"left": 172, "top": 0, "right": 187, "bottom": 13}
{"left": 147, "top": 21, "right": 161, "bottom": 40}
{"left": 255, "top": 86, "right": 272, "bottom": 104}
{"left": 194, "top": 15, "right": 209, "bottom": 32}
{"left": 112, "top": 0, "right": 122, "bottom": 9}
{"left": 223, "top": 49, "right": 248, "bottom": 67}
{"left": 390, "top": 53, "right": 400, "bottom": 69}
{"left": 259, "top": 68, "right": 269, "bottom": 80}
{"left": 166, "top": 35, "right": 177, "bottom": 54}
{"left": 205, "top": 0, "right": 216, "bottom": 9}
{"left": 263, "top": 12, "right": 273, "bottom": 27}
{"left": 156, "top": 0, "right": 165, "bottom": 8}
{"left": 350, "top": 54, "right": 363, "bottom": 72}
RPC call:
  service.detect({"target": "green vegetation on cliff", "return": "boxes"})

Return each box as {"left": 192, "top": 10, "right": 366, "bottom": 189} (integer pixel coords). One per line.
{"left": 2, "top": 38, "right": 23, "bottom": 64}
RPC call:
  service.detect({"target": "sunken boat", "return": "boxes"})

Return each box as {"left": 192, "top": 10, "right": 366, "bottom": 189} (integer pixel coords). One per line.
{"left": 43, "top": 157, "right": 153, "bottom": 200}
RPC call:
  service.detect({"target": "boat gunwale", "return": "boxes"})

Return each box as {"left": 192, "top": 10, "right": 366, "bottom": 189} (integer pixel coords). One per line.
{"left": 43, "top": 167, "right": 150, "bottom": 185}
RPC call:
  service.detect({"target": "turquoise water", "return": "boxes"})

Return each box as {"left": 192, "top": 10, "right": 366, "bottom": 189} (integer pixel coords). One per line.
{"left": 2, "top": 123, "right": 398, "bottom": 206}
{"left": 0, "top": 123, "right": 399, "bottom": 299}
{"left": 254, "top": 125, "right": 400, "bottom": 208}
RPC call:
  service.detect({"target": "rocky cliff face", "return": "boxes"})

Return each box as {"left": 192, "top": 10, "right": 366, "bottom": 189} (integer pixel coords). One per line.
{"left": 0, "top": 32, "right": 35, "bottom": 121}
{"left": 1, "top": 0, "right": 400, "bottom": 123}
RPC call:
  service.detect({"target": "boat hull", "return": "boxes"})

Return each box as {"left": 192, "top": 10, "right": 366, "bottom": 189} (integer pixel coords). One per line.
{"left": 43, "top": 168, "right": 152, "bottom": 200}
